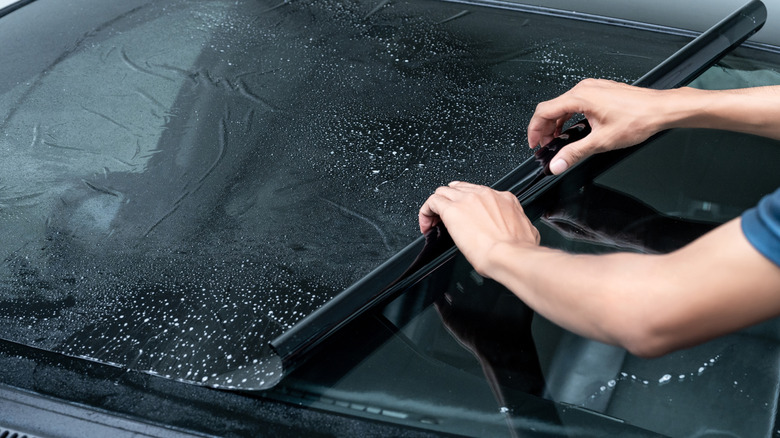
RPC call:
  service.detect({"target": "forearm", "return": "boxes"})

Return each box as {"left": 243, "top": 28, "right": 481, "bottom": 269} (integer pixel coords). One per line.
{"left": 419, "top": 182, "right": 780, "bottom": 357}
{"left": 658, "top": 86, "right": 780, "bottom": 140}
{"left": 480, "top": 219, "right": 780, "bottom": 357}
{"left": 482, "top": 242, "right": 662, "bottom": 354}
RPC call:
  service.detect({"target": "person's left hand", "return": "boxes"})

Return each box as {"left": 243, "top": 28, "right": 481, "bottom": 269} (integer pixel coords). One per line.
{"left": 418, "top": 181, "right": 540, "bottom": 276}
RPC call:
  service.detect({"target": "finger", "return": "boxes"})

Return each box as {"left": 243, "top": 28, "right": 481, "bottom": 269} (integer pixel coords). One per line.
{"left": 548, "top": 136, "right": 596, "bottom": 175}
{"left": 527, "top": 117, "right": 556, "bottom": 148}
{"left": 554, "top": 115, "right": 573, "bottom": 137}
{"left": 418, "top": 210, "right": 440, "bottom": 234}
{"left": 418, "top": 193, "right": 450, "bottom": 233}
{"left": 434, "top": 184, "right": 467, "bottom": 199}
{"left": 420, "top": 183, "right": 493, "bottom": 233}
{"left": 528, "top": 113, "right": 576, "bottom": 148}
{"left": 447, "top": 181, "right": 485, "bottom": 191}
{"left": 433, "top": 184, "right": 492, "bottom": 205}
{"left": 529, "top": 100, "right": 579, "bottom": 144}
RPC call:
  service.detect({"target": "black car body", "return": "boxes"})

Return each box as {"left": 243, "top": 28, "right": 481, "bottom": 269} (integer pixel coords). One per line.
{"left": 1, "top": 0, "right": 780, "bottom": 436}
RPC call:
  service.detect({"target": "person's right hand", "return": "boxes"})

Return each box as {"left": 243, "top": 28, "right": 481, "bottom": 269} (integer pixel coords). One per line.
{"left": 527, "top": 79, "right": 671, "bottom": 174}
{"left": 418, "top": 181, "right": 540, "bottom": 277}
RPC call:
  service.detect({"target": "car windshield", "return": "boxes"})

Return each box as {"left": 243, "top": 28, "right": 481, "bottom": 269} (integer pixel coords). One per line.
{"left": 271, "top": 45, "right": 780, "bottom": 437}
{"left": 0, "top": 0, "right": 756, "bottom": 392}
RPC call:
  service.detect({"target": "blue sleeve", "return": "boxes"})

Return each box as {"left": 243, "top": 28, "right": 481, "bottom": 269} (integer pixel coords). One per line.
{"left": 742, "top": 187, "right": 780, "bottom": 267}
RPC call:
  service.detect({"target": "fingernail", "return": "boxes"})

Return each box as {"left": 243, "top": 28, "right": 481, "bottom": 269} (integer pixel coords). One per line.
{"left": 550, "top": 159, "right": 568, "bottom": 174}
{"left": 448, "top": 181, "right": 461, "bottom": 186}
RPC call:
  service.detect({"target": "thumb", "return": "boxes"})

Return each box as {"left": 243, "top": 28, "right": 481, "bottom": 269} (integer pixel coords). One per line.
{"left": 548, "top": 136, "right": 597, "bottom": 175}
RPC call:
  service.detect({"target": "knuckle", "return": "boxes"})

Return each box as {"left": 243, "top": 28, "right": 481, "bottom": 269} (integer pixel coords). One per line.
{"left": 460, "top": 191, "right": 476, "bottom": 202}
{"left": 499, "top": 191, "right": 517, "bottom": 202}
{"left": 576, "top": 78, "right": 597, "bottom": 90}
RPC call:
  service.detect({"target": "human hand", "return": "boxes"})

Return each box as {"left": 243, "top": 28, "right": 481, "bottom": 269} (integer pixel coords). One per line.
{"left": 528, "top": 78, "right": 669, "bottom": 174}
{"left": 418, "top": 181, "right": 540, "bottom": 276}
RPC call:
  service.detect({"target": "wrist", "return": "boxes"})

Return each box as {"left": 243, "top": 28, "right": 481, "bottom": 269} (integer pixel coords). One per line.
{"left": 479, "top": 239, "right": 539, "bottom": 282}
{"left": 657, "top": 87, "right": 725, "bottom": 131}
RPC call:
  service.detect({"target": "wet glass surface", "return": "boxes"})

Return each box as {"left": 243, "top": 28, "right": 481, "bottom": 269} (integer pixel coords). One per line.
{"left": 0, "top": 0, "right": 687, "bottom": 389}
{"left": 275, "top": 56, "right": 780, "bottom": 436}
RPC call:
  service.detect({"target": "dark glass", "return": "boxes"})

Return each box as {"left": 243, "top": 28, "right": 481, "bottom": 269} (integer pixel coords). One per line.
{"left": 275, "top": 55, "right": 780, "bottom": 436}
{"left": 271, "top": 0, "right": 766, "bottom": 381}
{"left": 0, "top": 0, "right": 778, "bottom": 436}
{"left": 0, "top": 0, "right": 692, "bottom": 389}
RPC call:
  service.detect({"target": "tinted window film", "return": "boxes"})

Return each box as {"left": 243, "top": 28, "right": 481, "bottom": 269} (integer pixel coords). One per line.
{"left": 533, "top": 58, "right": 780, "bottom": 437}
{"left": 273, "top": 53, "right": 780, "bottom": 436}
{"left": 0, "top": 0, "right": 684, "bottom": 388}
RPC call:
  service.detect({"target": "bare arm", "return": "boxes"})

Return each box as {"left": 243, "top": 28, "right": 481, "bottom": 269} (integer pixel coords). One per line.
{"left": 529, "top": 79, "right": 780, "bottom": 174}
{"left": 417, "top": 80, "right": 780, "bottom": 356}
{"left": 419, "top": 182, "right": 780, "bottom": 358}
{"left": 486, "top": 219, "right": 780, "bottom": 357}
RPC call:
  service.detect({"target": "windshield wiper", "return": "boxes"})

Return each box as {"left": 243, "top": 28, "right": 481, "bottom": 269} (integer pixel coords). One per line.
{"left": 270, "top": 0, "right": 768, "bottom": 378}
